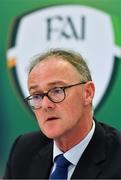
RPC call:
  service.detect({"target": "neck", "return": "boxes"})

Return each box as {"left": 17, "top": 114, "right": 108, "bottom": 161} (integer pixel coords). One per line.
{"left": 55, "top": 118, "right": 93, "bottom": 152}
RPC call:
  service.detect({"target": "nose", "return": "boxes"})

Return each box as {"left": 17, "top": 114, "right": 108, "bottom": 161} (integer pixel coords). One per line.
{"left": 41, "top": 95, "right": 56, "bottom": 110}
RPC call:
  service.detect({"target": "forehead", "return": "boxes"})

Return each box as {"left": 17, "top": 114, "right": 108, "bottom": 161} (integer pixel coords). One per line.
{"left": 28, "top": 57, "right": 81, "bottom": 88}
{"left": 31, "top": 57, "right": 80, "bottom": 74}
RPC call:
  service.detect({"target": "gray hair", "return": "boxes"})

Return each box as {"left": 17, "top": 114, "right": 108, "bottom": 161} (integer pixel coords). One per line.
{"left": 28, "top": 49, "right": 92, "bottom": 82}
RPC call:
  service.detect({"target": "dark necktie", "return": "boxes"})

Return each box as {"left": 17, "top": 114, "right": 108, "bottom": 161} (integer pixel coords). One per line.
{"left": 50, "top": 154, "right": 71, "bottom": 179}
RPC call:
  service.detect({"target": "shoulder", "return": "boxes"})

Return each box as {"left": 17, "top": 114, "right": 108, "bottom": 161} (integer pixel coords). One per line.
{"left": 7, "top": 131, "right": 53, "bottom": 165}
{"left": 95, "top": 120, "right": 121, "bottom": 150}
{"left": 4, "top": 131, "right": 53, "bottom": 178}
{"left": 11, "top": 131, "right": 52, "bottom": 155}
{"left": 93, "top": 121, "right": 121, "bottom": 178}
{"left": 96, "top": 121, "right": 121, "bottom": 139}
{"left": 16, "top": 130, "right": 52, "bottom": 145}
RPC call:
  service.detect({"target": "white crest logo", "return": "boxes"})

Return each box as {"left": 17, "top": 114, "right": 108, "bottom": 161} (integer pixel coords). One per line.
{"left": 7, "top": 5, "right": 121, "bottom": 109}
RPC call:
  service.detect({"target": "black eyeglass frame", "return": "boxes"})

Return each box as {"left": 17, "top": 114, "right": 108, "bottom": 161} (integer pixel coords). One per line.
{"left": 24, "top": 81, "right": 87, "bottom": 109}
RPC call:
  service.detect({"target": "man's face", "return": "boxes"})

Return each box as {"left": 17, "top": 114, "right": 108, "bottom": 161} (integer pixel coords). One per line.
{"left": 28, "top": 57, "right": 94, "bottom": 141}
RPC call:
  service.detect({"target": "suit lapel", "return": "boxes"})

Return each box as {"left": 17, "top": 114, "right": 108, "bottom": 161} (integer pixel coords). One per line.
{"left": 71, "top": 121, "right": 106, "bottom": 179}
{"left": 28, "top": 141, "right": 53, "bottom": 179}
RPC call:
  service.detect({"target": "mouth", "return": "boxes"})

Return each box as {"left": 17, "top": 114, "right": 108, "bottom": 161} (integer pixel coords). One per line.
{"left": 47, "top": 117, "right": 59, "bottom": 121}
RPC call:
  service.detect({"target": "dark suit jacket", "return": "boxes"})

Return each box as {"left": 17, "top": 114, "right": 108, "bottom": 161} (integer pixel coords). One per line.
{"left": 4, "top": 121, "right": 121, "bottom": 179}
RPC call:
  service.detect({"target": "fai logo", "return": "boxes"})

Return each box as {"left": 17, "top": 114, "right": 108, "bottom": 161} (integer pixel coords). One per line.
{"left": 7, "top": 5, "right": 121, "bottom": 110}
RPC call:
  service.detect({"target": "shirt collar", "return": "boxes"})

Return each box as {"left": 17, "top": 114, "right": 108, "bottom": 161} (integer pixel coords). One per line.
{"left": 53, "top": 120, "right": 95, "bottom": 165}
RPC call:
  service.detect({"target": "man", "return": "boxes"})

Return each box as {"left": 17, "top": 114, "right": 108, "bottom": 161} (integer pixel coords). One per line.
{"left": 4, "top": 49, "right": 121, "bottom": 179}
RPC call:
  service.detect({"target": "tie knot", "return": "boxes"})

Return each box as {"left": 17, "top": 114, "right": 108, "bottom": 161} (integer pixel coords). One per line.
{"left": 55, "top": 154, "right": 71, "bottom": 168}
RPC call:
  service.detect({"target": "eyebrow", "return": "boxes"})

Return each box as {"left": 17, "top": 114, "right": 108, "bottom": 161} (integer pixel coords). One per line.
{"left": 29, "top": 81, "right": 67, "bottom": 91}
{"left": 29, "top": 85, "right": 39, "bottom": 91}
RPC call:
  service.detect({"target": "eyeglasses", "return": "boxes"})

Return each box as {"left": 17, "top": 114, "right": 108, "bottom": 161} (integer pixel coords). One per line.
{"left": 24, "top": 81, "right": 86, "bottom": 110}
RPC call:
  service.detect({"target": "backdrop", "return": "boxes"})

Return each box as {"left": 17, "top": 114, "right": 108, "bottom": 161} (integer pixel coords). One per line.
{"left": 0, "top": 0, "right": 121, "bottom": 177}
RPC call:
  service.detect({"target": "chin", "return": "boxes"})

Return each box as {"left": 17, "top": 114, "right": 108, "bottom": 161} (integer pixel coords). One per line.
{"left": 42, "top": 129, "right": 63, "bottom": 139}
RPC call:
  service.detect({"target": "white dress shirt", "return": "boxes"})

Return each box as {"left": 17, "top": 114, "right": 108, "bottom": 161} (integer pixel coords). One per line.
{"left": 51, "top": 120, "right": 95, "bottom": 179}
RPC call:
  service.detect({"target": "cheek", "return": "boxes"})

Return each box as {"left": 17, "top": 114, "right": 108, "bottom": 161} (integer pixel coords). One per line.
{"left": 61, "top": 94, "right": 83, "bottom": 119}
{"left": 34, "top": 111, "right": 42, "bottom": 126}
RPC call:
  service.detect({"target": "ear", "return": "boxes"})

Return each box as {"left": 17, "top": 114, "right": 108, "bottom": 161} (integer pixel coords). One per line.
{"left": 83, "top": 81, "right": 95, "bottom": 106}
